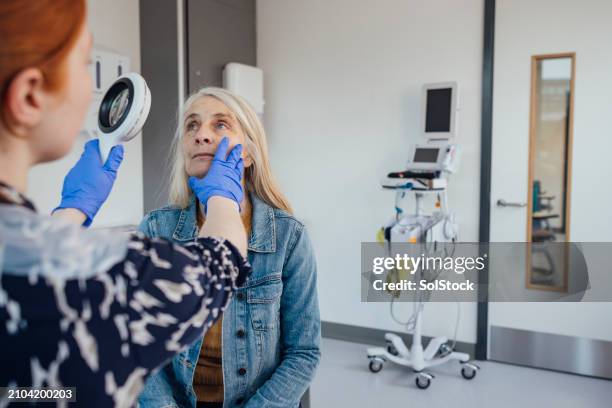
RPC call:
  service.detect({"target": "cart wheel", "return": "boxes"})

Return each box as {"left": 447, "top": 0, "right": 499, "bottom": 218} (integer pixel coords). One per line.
{"left": 369, "top": 359, "right": 384, "bottom": 373}
{"left": 461, "top": 365, "right": 477, "bottom": 380}
{"left": 415, "top": 375, "right": 431, "bottom": 389}
{"left": 387, "top": 343, "right": 399, "bottom": 356}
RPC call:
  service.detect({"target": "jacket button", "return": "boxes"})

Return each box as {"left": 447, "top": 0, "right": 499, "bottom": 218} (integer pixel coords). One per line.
{"left": 238, "top": 367, "right": 247, "bottom": 376}
{"left": 236, "top": 292, "right": 245, "bottom": 301}
{"left": 237, "top": 329, "right": 245, "bottom": 338}
{"left": 236, "top": 397, "right": 245, "bottom": 405}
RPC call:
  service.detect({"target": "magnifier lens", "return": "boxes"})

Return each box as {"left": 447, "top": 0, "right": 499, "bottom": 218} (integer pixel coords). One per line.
{"left": 98, "top": 72, "right": 151, "bottom": 163}
{"left": 109, "top": 88, "right": 130, "bottom": 126}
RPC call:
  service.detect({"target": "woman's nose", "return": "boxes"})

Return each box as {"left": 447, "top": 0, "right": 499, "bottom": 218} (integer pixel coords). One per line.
{"left": 194, "top": 131, "right": 214, "bottom": 145}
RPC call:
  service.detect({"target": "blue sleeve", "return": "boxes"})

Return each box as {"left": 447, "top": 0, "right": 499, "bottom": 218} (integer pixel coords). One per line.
{"left": 138, "top": 212, "right": 155, "bottom": 237}
{"left": 244, "top": 224, "right": 321, "bottom": 408}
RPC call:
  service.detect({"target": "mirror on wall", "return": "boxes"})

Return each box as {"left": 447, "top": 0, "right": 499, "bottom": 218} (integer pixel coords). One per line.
{"left": 526, "top": 53, "right": 575, "bottom": 291}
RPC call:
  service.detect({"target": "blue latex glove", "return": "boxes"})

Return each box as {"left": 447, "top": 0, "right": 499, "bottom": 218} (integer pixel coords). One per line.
{"left": 54, "top": 139, "right": 124, "bottom": 226}
{"left": 189, "top": 137, "right": 244, "bottom": 213}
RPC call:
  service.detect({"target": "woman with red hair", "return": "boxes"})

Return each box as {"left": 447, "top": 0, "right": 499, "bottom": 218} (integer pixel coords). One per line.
{"left": 0, "top": 1, "right": 251, "bottom": 406}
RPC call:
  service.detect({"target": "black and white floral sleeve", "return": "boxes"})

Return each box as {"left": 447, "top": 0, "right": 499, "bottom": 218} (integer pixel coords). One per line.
{"left": 119, "top": 233, "right": 250, "bottom": 371}
{"left": 0, "top": 206, "right": 250, "bottom": 407}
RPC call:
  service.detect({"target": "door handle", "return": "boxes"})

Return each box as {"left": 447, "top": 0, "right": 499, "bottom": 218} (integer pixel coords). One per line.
{"left": 496, "top": 199, "right": 527, "bottom": 208}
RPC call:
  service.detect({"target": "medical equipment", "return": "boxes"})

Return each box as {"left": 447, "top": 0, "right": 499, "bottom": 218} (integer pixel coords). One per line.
{"left": 421, "top": 81, "right": 459, "bottom": 140}
{"left": 97, "top": 73, "right": 151, "bottom": 163}
{"left": 382, "top": 143, "right": 461, "bottom": 189}
{"left": 81, "top": 47, "right": 130, "bottom": 140}
{"left": 366, "top": 82, "right": 479, "bottom": 389}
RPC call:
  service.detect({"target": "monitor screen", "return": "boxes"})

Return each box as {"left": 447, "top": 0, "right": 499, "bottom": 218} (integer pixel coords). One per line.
{"left": 425, "top": 88, "right": 452, "bottom": 132}
{"left": 413, "top": 147, "right": 439, "bottom": 163}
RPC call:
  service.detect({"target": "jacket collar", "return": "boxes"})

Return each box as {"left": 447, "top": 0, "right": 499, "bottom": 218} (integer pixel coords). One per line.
{"left": 0, "top": 181, "right": 36, "bottom": 212}
{"left": 172, "top": 192, "right": 276, "bottom": 253}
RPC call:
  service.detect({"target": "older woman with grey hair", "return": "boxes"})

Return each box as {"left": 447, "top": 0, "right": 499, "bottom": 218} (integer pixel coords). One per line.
{"left": 138, "top": 87, "right": 320, "bottom": 408}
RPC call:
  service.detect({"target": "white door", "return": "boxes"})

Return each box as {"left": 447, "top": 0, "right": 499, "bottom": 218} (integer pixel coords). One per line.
{"left": 488, "top": 0, "right": 612, "bottom": 377}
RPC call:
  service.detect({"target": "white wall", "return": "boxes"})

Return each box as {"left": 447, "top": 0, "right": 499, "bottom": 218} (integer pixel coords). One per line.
{"left": 27, "top": 0, "right": 143, "bottom": 228}
{"left": 257, "top": 0, "right": 483, "bottom": 343}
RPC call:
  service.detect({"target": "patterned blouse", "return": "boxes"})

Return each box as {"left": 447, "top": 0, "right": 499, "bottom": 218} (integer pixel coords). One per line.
{"left": 0, "top": 183, "right": 251, "bottom": 407}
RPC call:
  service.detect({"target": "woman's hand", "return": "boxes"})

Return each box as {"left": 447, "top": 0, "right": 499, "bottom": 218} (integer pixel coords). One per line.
{"left": 190, "top": 137, "right": 247, "bottom": 255}
{"left": 53, "top": 139, "right": 124, "bottom": 226}
{"left": 188, "top": 137, "right": 244, "bottom": 212}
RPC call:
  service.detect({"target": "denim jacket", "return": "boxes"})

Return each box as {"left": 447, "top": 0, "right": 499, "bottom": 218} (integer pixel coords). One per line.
{"left": 138, "top": 193, "right": 321, "bottom": 408}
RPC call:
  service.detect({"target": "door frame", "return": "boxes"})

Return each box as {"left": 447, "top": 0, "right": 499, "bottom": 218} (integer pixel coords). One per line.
{"left": 475, "top": 0, "right": 496, "bottom": 361}
{"left": 525, "top": 52, "right": 575, "bottom": 294}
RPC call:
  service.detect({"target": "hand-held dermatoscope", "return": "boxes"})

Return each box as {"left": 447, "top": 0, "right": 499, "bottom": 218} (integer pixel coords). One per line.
{"left": 97, "top": 72, "right": 151, "bottom": 162}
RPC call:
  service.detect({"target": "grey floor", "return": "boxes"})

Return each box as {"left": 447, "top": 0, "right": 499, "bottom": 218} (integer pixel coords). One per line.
{"left": 310, "top": 338, "right": 612, "bottom": 408}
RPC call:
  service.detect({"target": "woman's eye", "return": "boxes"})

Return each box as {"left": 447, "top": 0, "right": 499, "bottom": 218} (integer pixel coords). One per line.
{"left": 215, "top": 121, "right": 229, "bottom": 130}
{"left": 186, "top": 121, "right": 199, "bottom": 132}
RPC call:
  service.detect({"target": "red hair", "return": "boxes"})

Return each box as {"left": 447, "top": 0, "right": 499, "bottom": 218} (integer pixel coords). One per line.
{"left": 0, "top": 0, "right": 86, "bottom": 126}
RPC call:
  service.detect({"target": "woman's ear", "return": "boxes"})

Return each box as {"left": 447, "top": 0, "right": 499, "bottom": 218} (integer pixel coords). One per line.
{"left": 4, "top": 68, "right": 46, "bottom": 134}
{"left": 244, "top": 153, "right": 253, "bottom": 168}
